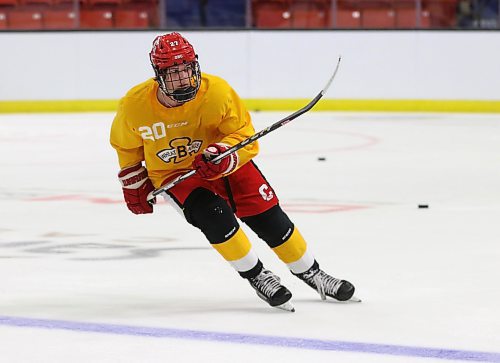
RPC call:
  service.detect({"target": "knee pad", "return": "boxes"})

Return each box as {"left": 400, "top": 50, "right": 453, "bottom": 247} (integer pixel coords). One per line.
{"left": 183, "top": 188, "right": 239, "bottom": 243}
{"left": 241, "top": 205, "right": 294, "bottom": 248}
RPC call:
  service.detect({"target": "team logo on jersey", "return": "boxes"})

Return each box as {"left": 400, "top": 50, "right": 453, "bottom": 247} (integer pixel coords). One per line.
{"left": 156, "top": 137, "right": 202, "bottom": 164}
{"left": 259, "top": 184, "right": 274, "bottom": 201}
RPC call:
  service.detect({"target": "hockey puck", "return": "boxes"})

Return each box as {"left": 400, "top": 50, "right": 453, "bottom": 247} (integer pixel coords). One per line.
{"left": 317, "top": 157, "right": 326, "bottom": 161}
{"left": 418, "top": 204, "right": 429, "bottom": 209}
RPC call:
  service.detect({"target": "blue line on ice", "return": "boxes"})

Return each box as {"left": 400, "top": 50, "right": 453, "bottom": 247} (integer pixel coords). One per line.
{"left": 1, "top": 316, "right": 499, "bottom": 362}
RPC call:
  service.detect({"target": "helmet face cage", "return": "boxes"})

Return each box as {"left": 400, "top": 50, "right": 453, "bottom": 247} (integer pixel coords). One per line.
{"left": 153, "top": 59, "right": 201, "bottom": 103}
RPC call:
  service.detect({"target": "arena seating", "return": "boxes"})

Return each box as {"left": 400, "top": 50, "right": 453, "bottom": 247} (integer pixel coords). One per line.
{"left": 80, "top": 9, "right": 114, "bottom": 28}
{"left": 114, "top": 8, "right": 149, "bottom": 28}
{"left": 253, "top": 0, "right": 455, "bottom": 29}
{"left": 7, "top": 8, "right": 43, "bottom": 29}
{"left": 291, "top": 1, "right": 330, "bottom": 28}
{"left": 43, "top": 8, "right": 76, "bottom": 29}
{"left": 0, "top": 0, "right": 465, "bottom": 30}
{"left": 0, "top": 11, "right": 7, "bottom": 28}
{"left": 424, "top": 0, "right": 457, "bottom": 28}
{"left": 253, "top": 0, "right": 291, "bottom": 28}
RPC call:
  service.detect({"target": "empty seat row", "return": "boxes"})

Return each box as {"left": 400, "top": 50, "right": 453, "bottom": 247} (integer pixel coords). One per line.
{"left": 0, "top": 7, "right": 153, "bottom": 29}
{"left": 334, "top": 7, "right": 432, "bottom": 28}
{"left": 0, "top": 0, "right": 156, "bottom": 5}
{"left": 0, "top": 0, "right": 461, "bottom": 29}
{"left": 252, "top": 0, "right": 455, "bottom": 28}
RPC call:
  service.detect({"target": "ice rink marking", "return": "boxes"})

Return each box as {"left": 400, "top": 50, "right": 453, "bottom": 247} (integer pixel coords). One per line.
{"left": 1, "top": 316, "right": 499, "bottom": 362}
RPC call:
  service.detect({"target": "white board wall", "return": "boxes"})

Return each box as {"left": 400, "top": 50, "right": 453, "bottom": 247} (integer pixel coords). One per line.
{"left": 0, "top": 30, "right": 499, "bottom": 101}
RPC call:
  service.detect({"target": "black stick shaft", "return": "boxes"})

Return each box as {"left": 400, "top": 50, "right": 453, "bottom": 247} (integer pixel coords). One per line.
{"left": 150, "top": 57, "right": 342, "bottom": 198}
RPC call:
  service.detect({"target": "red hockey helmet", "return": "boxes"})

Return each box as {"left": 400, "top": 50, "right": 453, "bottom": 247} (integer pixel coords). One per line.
{"left": 149, "top": 32, "right": 201, "bottom": 103}
{"left": 150, "top": 32, "right": 197, "bottom": 68}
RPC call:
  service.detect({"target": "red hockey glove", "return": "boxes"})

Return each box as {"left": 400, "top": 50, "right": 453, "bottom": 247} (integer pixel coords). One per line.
{"left": 118, "top": 163, "right": 155, "bottom": 214}
{"left": 192, "top": 143, "right": 239, "bottom": 179}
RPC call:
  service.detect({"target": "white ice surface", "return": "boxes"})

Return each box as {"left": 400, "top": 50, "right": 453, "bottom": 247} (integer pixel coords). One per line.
{"left": 0, "top": 112, "right": 499, "bottom": 363}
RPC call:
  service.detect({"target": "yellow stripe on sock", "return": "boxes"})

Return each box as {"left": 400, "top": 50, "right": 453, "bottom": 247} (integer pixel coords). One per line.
{"left": 211, "top": 227, "right": 252, "bottom": 261}
{"left": 272, "top": 228, "right": 307, "bottom": 264}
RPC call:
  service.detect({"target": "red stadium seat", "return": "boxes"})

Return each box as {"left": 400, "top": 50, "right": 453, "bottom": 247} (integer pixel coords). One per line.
{"left": 0, "top": 0, "right": 11, "bottom": 30}
{"left": 0, "top": 0, "right": 17, "bottom": 6}
{"left": 51, "top": 0, "right": 74, "bottom": 5}
{"left": 423, "top": 0, "right": 457, "bottom": 28}
{"left": 0, "top": 11, "right": 7, "bottom": 28}
{"left": 253, "top": 1, "right": 292, "bottom": 28}
{"left": 84, "top": 0, "right": 120, "bottom": 6}
{"left": 395, "top": 6, "right": 431, "bottom": 28}
{"left": 20, "top": 0, "right": 52, "bottom": 6}
{"left": 362, "top": 6, "right": 395, "bottom": 28}
{"left": 334, "top": 8, "right": 361, "bottom": 28}
{"left": 291, "top": 1, "right": 329, "bottom": 28}
{"left": 8, "top": 9, "right": 43, "bottom": 28}
{"left": 419, "top": 9, "right": 431, "bottom": 28}
{"left": 80, "top": 9, "right": 113, "bottom": 28}
{"left": 114, "top": 8, "right": 149, "bottom": 28}
{"left": 121, "top": 0, "right": 158, "bottom": 26}
{"left": 395, "top": 4, "right": 416, "bottom": 28}
{"left": 43, "top": 8, "right": 76, "bottom": 28}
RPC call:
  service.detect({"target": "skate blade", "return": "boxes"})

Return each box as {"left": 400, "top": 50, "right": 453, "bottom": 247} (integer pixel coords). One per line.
{"left": 275, "top": 301, "right": 295, "bottom": 312}
{"left": 349, "top": 295, "right": 362, "bottom": 303}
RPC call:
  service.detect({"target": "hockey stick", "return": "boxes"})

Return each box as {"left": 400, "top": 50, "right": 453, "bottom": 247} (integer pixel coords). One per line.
{"left": 148, "top": 56, "right": 342, "bottom": 201}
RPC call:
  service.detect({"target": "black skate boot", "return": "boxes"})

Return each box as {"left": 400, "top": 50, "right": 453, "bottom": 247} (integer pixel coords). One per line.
{"left": 248, "top": 268, "right": 294, "bottom": 311}
{"left": 295, "top": 261, "right": 357, "bottom": 302}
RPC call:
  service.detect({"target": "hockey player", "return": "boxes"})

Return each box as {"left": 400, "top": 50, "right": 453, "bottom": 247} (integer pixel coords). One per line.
{"left": 110, "top": 32, "right": 356, "bottom": 311}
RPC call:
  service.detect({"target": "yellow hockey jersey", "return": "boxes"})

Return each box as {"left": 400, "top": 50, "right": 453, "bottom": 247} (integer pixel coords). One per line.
{"left": 110, "top": 73, "right": 259, "bottom": 188}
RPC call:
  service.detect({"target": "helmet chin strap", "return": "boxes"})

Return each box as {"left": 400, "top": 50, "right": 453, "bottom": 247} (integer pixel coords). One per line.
{"left": 158, "top": 82, "right": 198, "bottom": 104}
{"left": 157, "top": 87, "right": 184, "bottom": 107}
{"left": 158, "top": 86, "right": 194, "bottom": 103}
{"left": 171, "top": 87, "right": 197, "bottom": 102}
